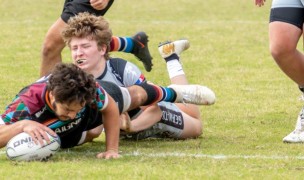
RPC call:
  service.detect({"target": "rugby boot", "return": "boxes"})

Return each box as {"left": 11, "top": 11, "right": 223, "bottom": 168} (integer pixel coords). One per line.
{"left": 131, "top": 32, "right": 153, "bottom": 72}
{"left": 283, "top": 106, "right": 304, "bottom": 143}
{"left": 170, "top": 84, "right": 216, "bottom": 105}
{"left": 158, "top": 39, "right": 190, "bottom": 59}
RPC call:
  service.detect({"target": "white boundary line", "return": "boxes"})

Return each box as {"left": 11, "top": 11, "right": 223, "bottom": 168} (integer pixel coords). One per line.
{"left": 2, "top": 150, "right": 303, "bottom": 160}
{"left": 125, "top": 151, "right": 304, "bottom": 160}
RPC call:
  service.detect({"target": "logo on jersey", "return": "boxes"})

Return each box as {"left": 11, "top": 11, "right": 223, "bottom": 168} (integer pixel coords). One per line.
{"left": 54, "top": 118, "right": 82, "bottom": 134}
{"left": 136, "top": 74, "right": 146, "bottom": 84}
{"left": 34, "top": 107, "right": 47, "bottom": 118}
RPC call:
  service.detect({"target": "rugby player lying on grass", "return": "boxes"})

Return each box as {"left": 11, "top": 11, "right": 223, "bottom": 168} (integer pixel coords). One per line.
{"left": 61, "top": 12, "right": 216, "bottom": 140}
{"left": 0, "top": 62, "right": 213, "bottom": 159}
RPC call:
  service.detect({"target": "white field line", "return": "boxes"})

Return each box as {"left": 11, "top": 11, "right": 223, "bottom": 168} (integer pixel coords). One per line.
{"left": 124, "top": 152, "right": 304, "bottom": 160}
{"left": 1, "top": 150, "right": 303, "bottom": 160}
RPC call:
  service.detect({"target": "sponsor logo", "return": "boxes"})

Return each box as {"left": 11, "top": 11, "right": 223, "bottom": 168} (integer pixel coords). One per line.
{"left": 13, "top": 137, "right": 35, "bottom": 148}
{"left": 161, "top": 109, "right": 183, "bottom": 126}
{"left": 54, "top": 118, "right": 81, "bottom": 134}
{"left": 35, "top": 107, "right": 47, "bottom": 118}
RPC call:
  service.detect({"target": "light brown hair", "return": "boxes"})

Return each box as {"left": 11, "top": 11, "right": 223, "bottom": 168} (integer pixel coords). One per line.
{"left": 62, "top": 12, "right": 112, "bottom": 59}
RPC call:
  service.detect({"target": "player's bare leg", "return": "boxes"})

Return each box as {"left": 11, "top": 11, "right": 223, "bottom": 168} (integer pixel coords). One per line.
{"left": 158, "top": 39, "right": 205, "bottom": 137}
{"left": 269, "top": 22, "right": 304, "bottom": 143}
{"left": 158, "top": 39, "right": 201, "bottom": 119}
{"left": 40, "top": 18, "right": 67, "bottom": 77}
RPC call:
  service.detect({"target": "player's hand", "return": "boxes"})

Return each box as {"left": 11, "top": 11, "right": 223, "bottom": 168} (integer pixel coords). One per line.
{"left": 90, "top": 0, "right": 110, "bottom": 10}
{"left": 255, "top": 0, "right": 266, "bottom": 7}
{"left": 21, "top": 120, "right": 56, "bottom": 146}
{"left": 120, "top": 112, "right": 131, "bottom": 132}
{"left": 96, "top": 150, "right": 121, "bottom": 159}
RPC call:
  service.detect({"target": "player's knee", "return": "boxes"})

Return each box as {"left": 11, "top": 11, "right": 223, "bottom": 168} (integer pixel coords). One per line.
{"left": 41, "top": 40, "right": 65, "bottom": 58}
{"left": 42, "top": 44, "right": 56, "bottom": 58}
{"left": 195, "top": 125, "right": 203, "bottom": 137}
{"left": 130, "top": 90, "right": 146, "bottom": 107}
{"left": 269, "top": 42, "right": 294, "bottom": 62}
{"left": 192, "top": 121, "right": 203, "bottom": 138}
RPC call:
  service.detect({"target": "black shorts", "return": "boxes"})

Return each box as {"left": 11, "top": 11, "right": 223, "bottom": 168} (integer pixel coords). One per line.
{"left": 270, "top": 7, "right": 304, "bottom": 29}
{"left": 61, "top": 0, "right": 114, "bottom": 23}
{"left": 59, "top": 106, "right": 103, "bottom": 148}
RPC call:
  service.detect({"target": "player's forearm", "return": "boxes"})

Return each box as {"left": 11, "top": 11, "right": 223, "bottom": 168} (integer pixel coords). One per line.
{"left": 102, "top": 97, "right": 120, "bottom": 152}
{"left": 103, "top": 116, "right": 120, "bottom": 152}
{"left": 0, "top": 122, "right": 24, "bottom": 148}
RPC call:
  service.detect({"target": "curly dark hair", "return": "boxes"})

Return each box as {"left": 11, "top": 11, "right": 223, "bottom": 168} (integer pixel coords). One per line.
{"left": 61, "top": 12, "right": 112, "bottom": 59}
{"left": 47, "top": 63, "right": 96, "bottom": 105}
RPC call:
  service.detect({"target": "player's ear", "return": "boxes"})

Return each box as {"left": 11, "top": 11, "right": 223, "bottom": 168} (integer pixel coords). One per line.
{"left": 49, "top": 91, "right": 55, "bottom": 102}
{"left": 98, "top": 44, "right": 107, "bottom": 54}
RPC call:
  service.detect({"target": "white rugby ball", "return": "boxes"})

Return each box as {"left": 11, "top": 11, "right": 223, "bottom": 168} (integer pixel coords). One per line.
{"left": 6, "top": 132, "right": 61, "bottom": 161}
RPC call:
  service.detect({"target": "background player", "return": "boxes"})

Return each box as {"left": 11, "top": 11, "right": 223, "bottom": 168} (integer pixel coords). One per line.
{"left": 40, "top": 0, "right": 153, "bottom": 77}
{"left": 255, "top": 0, "right": 304, "bottom": 143}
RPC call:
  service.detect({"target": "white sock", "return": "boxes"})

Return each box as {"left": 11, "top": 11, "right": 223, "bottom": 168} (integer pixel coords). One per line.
{"left": 166, "top": 60, "right": 184, "bottom": 79}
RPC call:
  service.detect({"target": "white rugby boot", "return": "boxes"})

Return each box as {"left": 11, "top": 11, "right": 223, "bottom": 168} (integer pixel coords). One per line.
{"left": 170, "top": 84, "right": 216, "bottom": 105}
{"left": 282, "top": 106, "right": 304, "bottom": 143}
{"left": 158, "top": 39, "right": 190, "bottom": 59}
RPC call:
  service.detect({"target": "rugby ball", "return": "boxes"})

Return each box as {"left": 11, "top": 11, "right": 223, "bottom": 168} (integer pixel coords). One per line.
{"left": 6, "top": 132, "right": 61, "bottom": 161}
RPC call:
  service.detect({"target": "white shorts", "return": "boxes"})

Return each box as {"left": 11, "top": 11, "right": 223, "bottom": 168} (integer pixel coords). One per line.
{"left": 272, "top": 0, "right": 304, "bottom": 8}
{"left": 125, "top": 102, "right": 184, "bottom": 140}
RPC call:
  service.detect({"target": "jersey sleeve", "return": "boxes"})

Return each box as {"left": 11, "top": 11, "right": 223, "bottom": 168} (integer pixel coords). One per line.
{"left": 123, "top": 61, "right": 146, "bottom": 86}
{"left": 0, "top": 96, "right": 33, "bottom": 124}
{"left": 95, "top": 82, "right": 109, "bottom": 111}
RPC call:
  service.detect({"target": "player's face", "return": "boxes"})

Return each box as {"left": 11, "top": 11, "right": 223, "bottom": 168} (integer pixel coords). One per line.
{"left": 52, "top": 101, "right": 84, "bottom": 121}
{"left": 49, "top": 91, "right": 85, "bottom": 120}
{"left": 70, "top": 37, "right": 106, "bottom": 75}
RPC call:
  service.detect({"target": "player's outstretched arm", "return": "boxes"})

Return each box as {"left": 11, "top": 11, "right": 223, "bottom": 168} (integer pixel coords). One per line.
{"left": 96, "top": 95, "right": 121, "bottom": 159}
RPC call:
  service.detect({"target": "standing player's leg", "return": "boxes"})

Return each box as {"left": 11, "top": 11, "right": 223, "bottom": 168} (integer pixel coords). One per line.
{"left": 40, "top": 0, "right": 153, "bottom": 77}
{"left": 40, "top": 0, "right": 114, "bottom": 77}
{"left": 40, "top": 18, "right": 67, "bottom": 77}
{"left": 266, "top": 3, "right": 304, "bottom": 142}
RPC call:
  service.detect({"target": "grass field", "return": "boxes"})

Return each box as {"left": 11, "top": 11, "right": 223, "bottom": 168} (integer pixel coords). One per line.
{"left": 1, "top": 0, "right": 304, "bottom": 179}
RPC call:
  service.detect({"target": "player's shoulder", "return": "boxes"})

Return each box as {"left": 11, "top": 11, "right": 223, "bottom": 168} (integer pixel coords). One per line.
{"left": 108, "top": 57, "right": 142, "bottom": 75}
{"left": 106, "top": 58, "right": 126, "bottom": 74}
{"left": 108, "top": 57, "right": 140, "bottom": 69}
{"left": 108, "top": 57, "right": 128, "bottom": 65}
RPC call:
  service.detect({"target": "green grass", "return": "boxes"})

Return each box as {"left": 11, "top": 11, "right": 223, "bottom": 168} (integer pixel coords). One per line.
{"left": 1, "top": 0, "right": 304, "bottom": 179}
